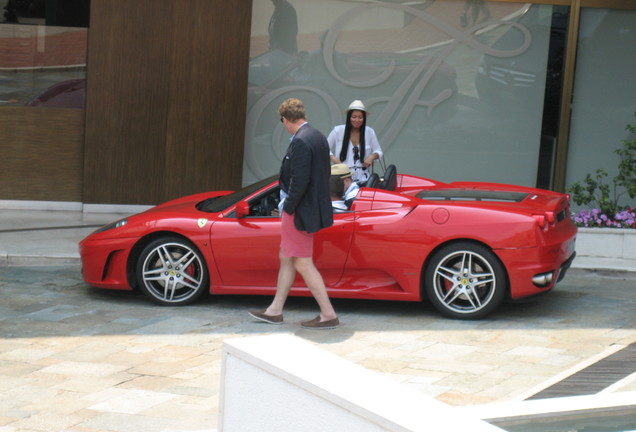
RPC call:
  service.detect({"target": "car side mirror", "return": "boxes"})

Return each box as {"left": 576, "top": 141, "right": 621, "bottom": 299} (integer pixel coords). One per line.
{"left": 235, "top": 201, "right": 250, "bottom": 218}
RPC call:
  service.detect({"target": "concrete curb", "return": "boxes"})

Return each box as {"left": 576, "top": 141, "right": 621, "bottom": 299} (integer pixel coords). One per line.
{"left": 0, "top": 254, "right": 81, "bottom": 267}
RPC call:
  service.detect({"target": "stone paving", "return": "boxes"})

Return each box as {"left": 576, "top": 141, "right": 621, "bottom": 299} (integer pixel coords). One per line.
{"left": 0, "top": 264, "right": 635, "bottom": 432}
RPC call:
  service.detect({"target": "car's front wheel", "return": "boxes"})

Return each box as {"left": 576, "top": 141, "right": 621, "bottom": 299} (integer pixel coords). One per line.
{"left": 136, "top": 236, "right": 208, "bottom": 305}
{"left": 424, "top": 242, "right": 507, "bottom": 319}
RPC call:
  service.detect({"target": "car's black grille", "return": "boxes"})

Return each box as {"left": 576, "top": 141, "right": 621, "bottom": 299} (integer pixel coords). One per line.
{"left": 556, "top": 209, "right": 567, "bottom": 222}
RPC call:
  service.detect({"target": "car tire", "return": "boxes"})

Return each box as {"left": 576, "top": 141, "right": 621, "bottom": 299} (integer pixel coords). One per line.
{"left": 136, "top": 236, "right": 209, "bottom": 306}
{"left": 424, "top": 242, "right": 507, "bottom": 319}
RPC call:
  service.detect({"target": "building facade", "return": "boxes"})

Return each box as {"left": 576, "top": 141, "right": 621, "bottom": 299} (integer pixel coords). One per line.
{"left": 1, "top": 0, "right": 634, "bottom": 208}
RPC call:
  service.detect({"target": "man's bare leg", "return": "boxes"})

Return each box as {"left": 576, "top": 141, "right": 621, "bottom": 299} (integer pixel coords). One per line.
{"left": 264, "top": 248, "right": 296, "bottom": 316}
{"left": 294, "top": 256, "right": 337, "bottom": 321}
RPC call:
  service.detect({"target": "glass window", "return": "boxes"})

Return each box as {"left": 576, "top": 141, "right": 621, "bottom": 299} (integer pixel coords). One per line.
{"left": 244, "top": 0, "right": 561, "bottom": 187}
{"left": 0, "top": 0, "right": 89, "bottom": 108}
{"left": 565, "top": 8, "right": 636, "bottom": 209}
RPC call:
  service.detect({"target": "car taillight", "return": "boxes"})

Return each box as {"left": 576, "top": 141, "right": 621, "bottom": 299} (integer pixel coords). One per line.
{"left": 533, "top": 212, "right": 555, "bottom": 229}
{"left": 546, "top": 211, "right": 555, "bottom": 224}
{"left": 533, "top": 214, "right": 547, "bottom": 228}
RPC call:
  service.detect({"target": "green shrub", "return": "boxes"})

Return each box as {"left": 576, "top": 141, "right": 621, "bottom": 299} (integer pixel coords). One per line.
{"left": 568, "top": 113, "right": 636, "bottom": 217}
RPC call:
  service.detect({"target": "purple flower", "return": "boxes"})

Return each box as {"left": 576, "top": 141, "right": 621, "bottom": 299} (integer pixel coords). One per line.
{"left": 571, "top": 207, "right": 636, "bottom": 229}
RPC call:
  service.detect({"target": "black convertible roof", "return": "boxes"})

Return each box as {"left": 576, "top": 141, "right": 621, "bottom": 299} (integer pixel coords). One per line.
{"left": 416, "top": 189, "right": 529, "bottom": 203}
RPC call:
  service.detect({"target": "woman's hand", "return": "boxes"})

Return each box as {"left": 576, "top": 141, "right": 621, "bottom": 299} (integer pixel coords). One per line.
{"left": 363, "top": 154, "right": 377, "bottom": 168}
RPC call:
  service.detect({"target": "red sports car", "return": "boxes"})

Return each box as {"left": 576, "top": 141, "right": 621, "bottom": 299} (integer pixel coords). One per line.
{"left": 79, "top": 168, "right": 577, "bottom": 319}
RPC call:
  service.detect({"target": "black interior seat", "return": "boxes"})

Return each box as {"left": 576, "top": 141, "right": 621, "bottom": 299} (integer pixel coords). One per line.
{"left": 381, "top": 164, "right": 397, "bottom": 191}
{"left": 365, "top": 173, "right": 380, "bottom": 189}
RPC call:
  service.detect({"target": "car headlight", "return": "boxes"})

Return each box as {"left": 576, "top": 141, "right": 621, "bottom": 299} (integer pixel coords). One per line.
{"left": 93, "top": 218, "right": 128, "bottom": 234}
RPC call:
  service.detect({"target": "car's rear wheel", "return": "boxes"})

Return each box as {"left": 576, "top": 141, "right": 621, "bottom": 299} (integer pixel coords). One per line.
{"left": 136, "top": 236, "right": 208, "bottom": 305}
{"left": 424, "top": 242, "right": 507, "bottom": 319}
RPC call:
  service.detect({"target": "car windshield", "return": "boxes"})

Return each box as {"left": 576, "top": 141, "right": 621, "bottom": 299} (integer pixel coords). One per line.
{"left": 197, "top": 176, "right": 278, "bottom": 213}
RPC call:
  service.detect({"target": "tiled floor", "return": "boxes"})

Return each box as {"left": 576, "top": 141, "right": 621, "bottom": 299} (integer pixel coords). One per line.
{"left": 0, "top": 264, "right": 635, "bottom": 431}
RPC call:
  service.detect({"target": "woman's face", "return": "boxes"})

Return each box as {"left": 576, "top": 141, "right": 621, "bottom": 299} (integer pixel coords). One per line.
{"left": 349, "top": 110, "right": 365, "bottom": 129}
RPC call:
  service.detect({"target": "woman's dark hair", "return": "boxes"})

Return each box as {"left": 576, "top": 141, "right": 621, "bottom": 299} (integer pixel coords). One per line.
{"left": 339, "top": 109, "right": 366, "bottom": 163}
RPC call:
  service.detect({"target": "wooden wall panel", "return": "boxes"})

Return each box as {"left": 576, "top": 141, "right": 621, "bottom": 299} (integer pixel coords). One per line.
{"left": 83, "top": 0, "right": 174, "bottom": 205}
{"left": 164, "top": 0, "right": 251, "bottom": 199}
{"left": 1, "top": 107, "right": 84, "bottom": 201}
{"left": 84, "top": 0, "right": 252, "bottom": 205}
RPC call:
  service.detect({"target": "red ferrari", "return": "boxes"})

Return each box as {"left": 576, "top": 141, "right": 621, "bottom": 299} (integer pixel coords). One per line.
{"left": 79, "top": 168, "right": 577, "bottom": 319}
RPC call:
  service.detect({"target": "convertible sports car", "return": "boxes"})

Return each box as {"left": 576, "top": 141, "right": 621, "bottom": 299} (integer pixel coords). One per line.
{"left": 79, "top": 167, "right": 577, "bottom": 319}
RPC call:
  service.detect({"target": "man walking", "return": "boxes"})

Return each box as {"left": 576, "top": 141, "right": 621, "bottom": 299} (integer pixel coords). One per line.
{"left": 249, "top": 98, "right": 339, "bottom": 329}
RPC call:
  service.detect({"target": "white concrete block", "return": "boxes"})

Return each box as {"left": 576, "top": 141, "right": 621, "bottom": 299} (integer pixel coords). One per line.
{"left": 218, "top": 334, "right": 502, "bottom": 432}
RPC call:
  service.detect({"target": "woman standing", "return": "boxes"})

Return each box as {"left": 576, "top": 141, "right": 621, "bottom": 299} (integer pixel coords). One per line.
{"left": 327, "top": 100, "right": 383, "bottom": 184}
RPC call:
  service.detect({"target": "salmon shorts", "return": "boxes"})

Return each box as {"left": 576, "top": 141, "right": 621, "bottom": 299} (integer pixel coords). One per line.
{"left": 281, "top": 211, "right": 313, "bottom": 258}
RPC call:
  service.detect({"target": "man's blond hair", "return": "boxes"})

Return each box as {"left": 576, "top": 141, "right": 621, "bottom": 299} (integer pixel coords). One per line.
{"left": 278, "top": 98, "right": 306, "bottom": 122}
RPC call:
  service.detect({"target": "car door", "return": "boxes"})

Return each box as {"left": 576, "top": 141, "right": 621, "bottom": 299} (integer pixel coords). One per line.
{"left": 209, "top": 200, "right": 353, "bottom": 288}
{"left": 334, "top": 188, "right": 424, "bottom": 298}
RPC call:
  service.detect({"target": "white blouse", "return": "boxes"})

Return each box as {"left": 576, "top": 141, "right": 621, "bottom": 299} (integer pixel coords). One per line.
{"left": 327, "top": 124, "right": 383, "bottom": 183}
